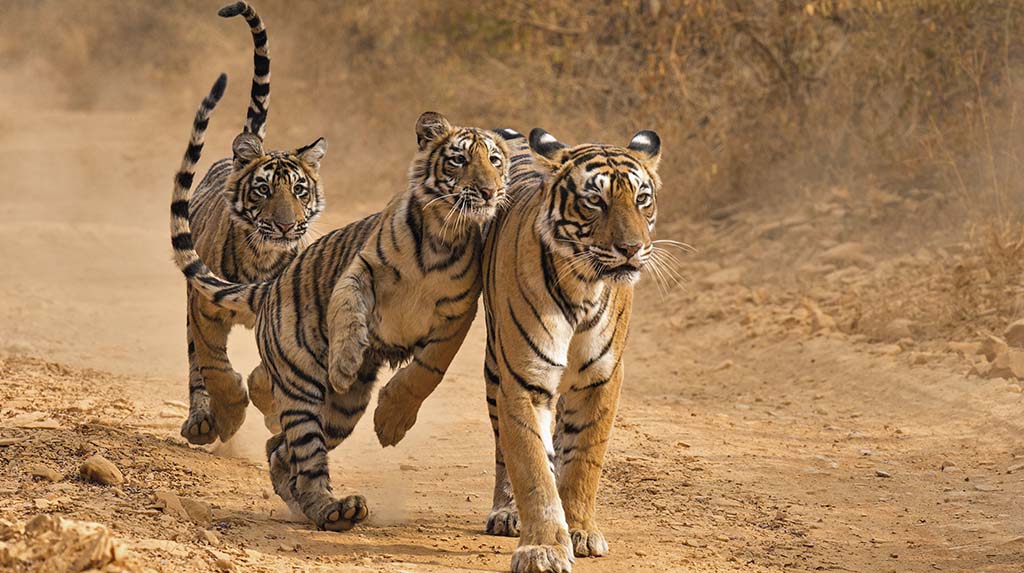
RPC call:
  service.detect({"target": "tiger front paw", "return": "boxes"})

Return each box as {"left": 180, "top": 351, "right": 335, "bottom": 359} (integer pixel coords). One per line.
{"left": 316, "top": 495, "right": 369, "bottom": 532}
{"left": 373, "top": 383, "right": 424, "bottom": 447}
{"left": 510, "top": 543, "right": 574, "bottom": 573}
{"left": 180, "top": 405, "right": 218, "bottom": 445}
{"left": 570, "top": 527, "right": 608, "bottom": 557}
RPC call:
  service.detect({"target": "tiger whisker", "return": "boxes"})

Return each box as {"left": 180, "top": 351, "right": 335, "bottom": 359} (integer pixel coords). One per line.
{"left": 652, "top": 239, "right": 697, "bottom": 254}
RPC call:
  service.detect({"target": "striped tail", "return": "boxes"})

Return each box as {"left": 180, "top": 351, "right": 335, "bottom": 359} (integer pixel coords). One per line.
{"left": 170, "top": 74, "right": 261, "bottom": 321}
{"left": 219, "top": 1, "right": 270, "bottom": 140}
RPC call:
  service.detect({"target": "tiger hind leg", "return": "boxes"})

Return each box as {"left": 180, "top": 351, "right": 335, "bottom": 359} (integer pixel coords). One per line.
{"left": 182, "top": 292, "right": 249, "bottom": 443}
{"left": 181, "top": 328, "right": 217, "bottom": 445}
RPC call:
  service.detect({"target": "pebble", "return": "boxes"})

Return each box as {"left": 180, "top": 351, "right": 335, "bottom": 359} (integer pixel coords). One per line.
{"left": 79, "top": 455, "right": 124, "bottom": 486}
{"left": 1004, "top": 319, "right": 1024, "bottom": 347}
{"left": 0, "top": 437, "right": 29, "bottom": 447}
{"left": 819, "top": 242, "right": 873, "bottom": 266}
{"left": 875, "top": 470, "right": 892, "bottom": 478}
{"left": 980, "top": 335, "right": 1009, "bottom": 362}
{"left": 201, "top": 529, "right": 220, "bottom": 546}
{"left": 181, "top": 498, "right": 212, "bottom": 526}
{"left": 1006, "top": 463, "right": 1024, "bottom": 474}
{"left": 26, "top": 463, "right": 63, "bottom": 482}
{"left": 885, "top": 319, "right": 914, "bottom": 339}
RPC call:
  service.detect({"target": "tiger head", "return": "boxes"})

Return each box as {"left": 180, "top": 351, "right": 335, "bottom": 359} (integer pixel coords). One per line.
{"left": 530, "top": 127, "right": 662, "bottom": 285}
{"left": 412, "top": 111, "right": 510, "bottom": 229}
{"left": 227, "top": 133, "right": 328, "bottom": 248}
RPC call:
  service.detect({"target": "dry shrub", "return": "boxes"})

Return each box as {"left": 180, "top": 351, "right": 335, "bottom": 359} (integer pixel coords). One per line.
{"left": 3, "top": 0, "right": 1023, "bottom": 219}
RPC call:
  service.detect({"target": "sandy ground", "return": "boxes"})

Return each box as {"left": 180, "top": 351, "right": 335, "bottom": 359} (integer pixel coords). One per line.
{"left": 2, "top": 104, "right": 1023, "bottom": 573}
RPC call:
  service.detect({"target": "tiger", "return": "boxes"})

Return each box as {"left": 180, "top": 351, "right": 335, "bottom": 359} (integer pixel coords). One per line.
{"left": 179, "top": 1, "right": 329, "bottom": 446}
{"left": 374, "top": 126, "right": 663, "bottom": 573}
{"left": 170, "top": 75, "right": 511, "bottom": 531}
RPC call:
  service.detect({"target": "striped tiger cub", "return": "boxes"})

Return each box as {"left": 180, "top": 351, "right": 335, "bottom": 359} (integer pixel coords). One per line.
{"left": 170, "top": 77, "right": 510, "bottom": 531}
{"left": 375, "top": 127, "right": 663, "bottom": 572}
{"left": 179, "top": 1, "right": 329, "bottom": 446}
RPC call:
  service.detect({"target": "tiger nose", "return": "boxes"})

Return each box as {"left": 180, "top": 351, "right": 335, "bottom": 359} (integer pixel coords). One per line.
{"left": 476, "top": 187, "right": 494, "bottom": 201}
{"left": 275, "top": 221, "right": 295, "bottom": 232}
{"left": 615, "top": 242, "right": 642, "bottom": 258}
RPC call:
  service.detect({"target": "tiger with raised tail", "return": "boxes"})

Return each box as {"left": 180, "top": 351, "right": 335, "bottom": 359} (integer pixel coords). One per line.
{"left": 179, "top": 1, "right": 329, "bottom": 446}
{"left": 171, "top": 77, "right": 510, "bottom": 531}
{"left": 375, "top": 127, "right": 664, "bottom": 573}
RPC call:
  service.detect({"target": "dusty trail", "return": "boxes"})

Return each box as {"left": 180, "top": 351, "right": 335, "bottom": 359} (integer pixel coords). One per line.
{"left": 1, "top": 107, "right": 1022, "bottom": 573}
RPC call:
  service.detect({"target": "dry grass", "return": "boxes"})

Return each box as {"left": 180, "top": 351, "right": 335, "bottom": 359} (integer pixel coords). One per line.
{"left": 3, "top": 0, "right": 1023, "bottom": 220}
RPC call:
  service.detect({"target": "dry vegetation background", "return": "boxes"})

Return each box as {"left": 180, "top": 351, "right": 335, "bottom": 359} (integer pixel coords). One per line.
{"left": 3, "top": 0, "right": 1024, "bottom": 354}
{"left": 5, "top": 0, "right": 1023, "bottom": 214}
{"left": 2, "top": 1, "right": 1024, "bottom": 375}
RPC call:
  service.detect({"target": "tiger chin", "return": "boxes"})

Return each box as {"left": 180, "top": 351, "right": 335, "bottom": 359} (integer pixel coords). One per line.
{"left": 170, "top": 74, "right": 510, "bottom": 532}
{"left": 374, "top": 125, "right": 663, "bottom": 573}
{"left": 177, "top": 1, "right": 329, "bottom": 447}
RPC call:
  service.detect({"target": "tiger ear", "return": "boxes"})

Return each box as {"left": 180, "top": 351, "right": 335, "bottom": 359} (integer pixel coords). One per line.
{"left": 296, "top": 137, "right": 327, "bottom": 170}
{"left": 528, "top": 128, "right": 569, "bottom": 171}
{"left": 627, "top": 130, "right": 661, "bottom": 168}
{"left": 415, "top": 111, "right": 452, "bottom": 150}
{"left": 232, "top": 132, "right": 264, "bottom": 168}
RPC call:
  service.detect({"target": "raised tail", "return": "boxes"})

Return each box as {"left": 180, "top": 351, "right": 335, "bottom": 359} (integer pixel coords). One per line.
{"left": 170, "top": 74, "right": 262, "bottom": 321}
{"left": 219, "top": 1, "right": 270, "bottom": 139}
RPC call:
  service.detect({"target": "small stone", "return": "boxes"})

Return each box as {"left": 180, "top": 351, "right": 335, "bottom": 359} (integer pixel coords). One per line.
{"left": 26, "top": 463, "right": 63, "bottom": 482}
{"left": 1007, "top": 384, "right": 1023, "bottom": 394}
{"left": 885, "top": 319, "right": 914, "bottom": 339}
{"left": 875, "top": 344, "right": 902, "bottom": 356}
{"left": 910, "top": 352, "right": 931, "bottom": 365}
{"left": 214, "top": 557, "right": 235, "bottom": 572}
{"left": 1006, "top": 463, "right": 1024, "bottom": 474}
{"left": 80, "top": 455, "right": 124, "bottom": 486}
{"left": 158, "top": 408, "right": 182, "bottom": 419}
{"left": 803, "top": 299, "right": 836, "bottom": 332}
{"left": 1004, "top": 320, "right": 1024, "bottom": 348}
{"left": 262, "top": 489, "right": 271, "bottom": 499}
{"left": 154, "top": 490, "right": 189, "bottom": 520}
{"left": 399, "top": 464, "right": 419, "bottom": 472}
{"left": 985, "top": 350, "right": 1024, "bottom": 380}
{"left": 181, "top": 498, "right": 212, "bottom": 525}
{"left": 974, "top": 484, "right": 998, "bottom": 492}
{"left": 819, "top": 242, "right": 873, "bottom": 266}
{"left": 980, "top": 335, "right": 1009, "bottom": 362}
{"left": 875, "top": 470, "right": 892, "bottom": 478}
{"left": 948, "top": 341, "right": 982, "bottom": 356}
{"left": 201, "top": 529, "right": 220, "bottom": 546}
{"left": 714, "top": 360, "right": 734, "bottom": 371}
{"left": 0, "top": 518, "right": 21, "bottom": 541}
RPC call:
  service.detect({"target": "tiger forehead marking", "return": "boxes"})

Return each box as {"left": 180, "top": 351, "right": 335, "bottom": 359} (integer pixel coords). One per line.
{"left": 251, "top": 158, "right": 307, "bottom": 185}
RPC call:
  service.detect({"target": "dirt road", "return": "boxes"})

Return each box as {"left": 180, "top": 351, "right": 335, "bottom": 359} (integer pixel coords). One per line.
{"left": 1, "top": 105, "right": 1023, "bottom": 573}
